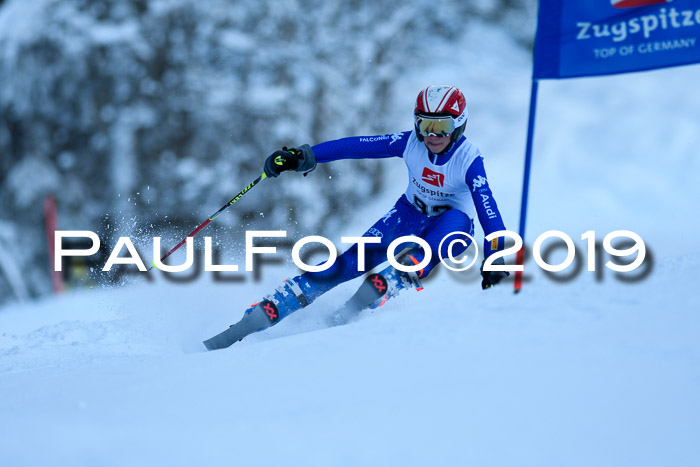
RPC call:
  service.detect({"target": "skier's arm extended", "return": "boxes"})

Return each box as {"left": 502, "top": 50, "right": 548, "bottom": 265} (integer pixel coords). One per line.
{"left": 263, "top": 132, "right": 409, "bottom": 178}
{"left": 311, "top": 131, "right": 410, "bottom": 163}
{"left": 465, "top": 156, "right": 510, "bottom": 289}
{"left": 465, "top": 156, "right": 507, "bottom": 257}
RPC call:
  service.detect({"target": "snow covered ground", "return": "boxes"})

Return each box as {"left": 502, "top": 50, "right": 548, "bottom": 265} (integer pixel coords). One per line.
{"left": 2, "top": 16, "right": 700, "bottom": 467}
{"left": 1, "top": 257, "right": 699, "bottom": 466}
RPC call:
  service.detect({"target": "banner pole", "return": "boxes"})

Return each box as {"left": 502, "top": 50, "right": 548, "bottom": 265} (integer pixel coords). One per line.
{"left": 514, "top": 79, "right": 539, "bottom": 293}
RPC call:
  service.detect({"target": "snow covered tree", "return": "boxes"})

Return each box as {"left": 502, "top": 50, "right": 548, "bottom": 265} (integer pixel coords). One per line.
{"left": 0, "top": 0, "right": 533, "bottom": 304}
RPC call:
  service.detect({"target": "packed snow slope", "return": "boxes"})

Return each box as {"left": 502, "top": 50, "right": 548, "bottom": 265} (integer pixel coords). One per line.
{"left": 1, "top": 258, "right": 699, "bottom": 467}
{"left": 3, "top": 19, "right": 700, "bottom": 467}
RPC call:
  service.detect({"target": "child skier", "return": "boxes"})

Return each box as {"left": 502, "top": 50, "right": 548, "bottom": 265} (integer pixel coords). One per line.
{"left": 204, "top": 85, "right": 509, "bottom": 350}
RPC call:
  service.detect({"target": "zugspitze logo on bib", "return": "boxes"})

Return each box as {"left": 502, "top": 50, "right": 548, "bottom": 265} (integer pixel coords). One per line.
{"left": 421, "top": 167, "right": 445, "bottom": 188}
{"left": 611, "top": 0, "right": 671, "bottom": 8}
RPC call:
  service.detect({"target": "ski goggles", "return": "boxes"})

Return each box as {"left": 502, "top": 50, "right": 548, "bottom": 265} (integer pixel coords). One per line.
{"left": 415, "top": 114, "right": 455, "bottom": 137}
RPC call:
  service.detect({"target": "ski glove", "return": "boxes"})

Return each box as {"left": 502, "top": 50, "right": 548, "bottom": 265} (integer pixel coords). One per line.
{"left": 264, "top": 144, "right": 316, "bottom": 178}
{"left": 480, "top": 256, "right": 510, "bottom": 290}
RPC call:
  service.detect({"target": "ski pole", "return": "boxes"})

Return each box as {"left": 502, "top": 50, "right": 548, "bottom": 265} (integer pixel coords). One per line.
{"left": 151, "top": 172, "right": 267, "bottom": 270}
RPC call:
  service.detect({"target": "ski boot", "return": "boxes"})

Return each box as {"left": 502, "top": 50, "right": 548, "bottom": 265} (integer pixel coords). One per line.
{"left": 330, "top": 255, "right": 424, "bottom": 326}
{"left": 203, "top": 277, "right": 310, "bottom": 350}
{"left": 366, "top": 262, "right": 423, "bottom": 310}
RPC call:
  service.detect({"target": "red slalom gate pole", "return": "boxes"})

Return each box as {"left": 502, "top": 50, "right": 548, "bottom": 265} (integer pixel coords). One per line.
{"left": 44, "top": 195, "right": 65, "bottom": 293}
{"left": 151, "top": 173, "right": 267, "bottom": 270}
{"left": 513, "top": 247, "right": 525, "bottom": 292}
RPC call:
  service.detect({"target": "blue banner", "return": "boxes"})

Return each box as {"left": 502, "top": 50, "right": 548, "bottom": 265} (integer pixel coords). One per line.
{"left": 534, "top": 0, "right": 700, "bottom": 79}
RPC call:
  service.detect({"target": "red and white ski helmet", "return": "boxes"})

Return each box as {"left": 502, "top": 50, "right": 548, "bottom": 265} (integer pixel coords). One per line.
{"left": 414, "top": 85, "right": 468, "bottom": 144}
